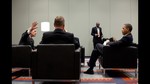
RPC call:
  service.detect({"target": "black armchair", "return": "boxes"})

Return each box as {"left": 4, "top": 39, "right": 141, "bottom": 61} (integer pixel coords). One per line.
{"left": 99, "top": 44, "right": 138, "bottom": 76}
{"left": 12, "top": 45, "right": 32, "bottom": 78}
{"left": 12, "top": 45, "right": 32, "bottom": 68}
{"left": 31, "top": 44, "right": 81, "bottom": 83}
{"left": 80, "top": 46, "right": 85, "bottom": 65}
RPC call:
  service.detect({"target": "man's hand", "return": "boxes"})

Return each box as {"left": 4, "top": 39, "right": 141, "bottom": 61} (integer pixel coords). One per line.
{"left": 31, "top": 21, "right": 38, "bottom": 30}
{"left": 103, "top": 39, "right": 110, "bottom": 45}
{"left": 95, "top": 34, "right": 98, "bottom": 36}
{"left": 27, "top": 21, "right": 38, "bottom": 34}
{"left": 111, "top": 37, "right": 116, "bottom": 41}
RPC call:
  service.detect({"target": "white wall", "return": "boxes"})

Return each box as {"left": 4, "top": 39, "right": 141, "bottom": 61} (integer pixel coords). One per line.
{"left": 12, "top": 0, "right": 138, "bottom": 56}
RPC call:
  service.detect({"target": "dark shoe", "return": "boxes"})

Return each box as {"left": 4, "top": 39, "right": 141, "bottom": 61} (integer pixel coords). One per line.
{"left": 84, "top": 69, "right": 94, "bottom": 74}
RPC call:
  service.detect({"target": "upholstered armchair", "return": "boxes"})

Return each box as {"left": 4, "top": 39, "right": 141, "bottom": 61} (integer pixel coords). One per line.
{"left": 12, "top": 45, "right": 32, "bottom": 68}
{"left": 31, "top": 44, "right": 81, "bottom": 83}
{"left": 12, "top": 45, "right": 32, "bottom": 78}
{"left": 80, "top": 46, "right": 85, "bottom": 66}
{"left": 99, "top": 43, "right": 138, "bottom": 76}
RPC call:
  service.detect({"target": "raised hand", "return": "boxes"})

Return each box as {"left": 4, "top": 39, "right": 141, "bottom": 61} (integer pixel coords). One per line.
{"left": 31, "top": 21, "right": 38, "bottom": 29}
{"left": 27, "top": 21, "right": 38, "bottom": 34}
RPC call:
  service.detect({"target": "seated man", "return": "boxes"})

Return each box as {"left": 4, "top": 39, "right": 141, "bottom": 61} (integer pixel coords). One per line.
{"left": 74, "top": 37, "right": 80, "bottom": 49}
{"left": 19, "top": 21, "right": 38, "bottom": 50}
{"left": 84, "top": 23, "right": 134, "bottom": 74}
{"left": 40, "top": 16, "right": 80, "bottom": 50}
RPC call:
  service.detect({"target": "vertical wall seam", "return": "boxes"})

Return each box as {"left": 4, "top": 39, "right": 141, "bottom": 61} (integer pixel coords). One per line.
{"left": 89, "top": 0, "right": 91, "bottom": 35}
{"left": 130, "top": 0, "right": 132, "bottom": 24}
{"left": 109, "top": 0, "right": 111, "bottom": 37}
{"left": 48, "top": 0, "right": 49, "bottom": 21}
{"left": 68, "top": 0, "right": 70, "bottom": 31}
{"left": 28, "top": 0, "right": 30, "bottom": 27}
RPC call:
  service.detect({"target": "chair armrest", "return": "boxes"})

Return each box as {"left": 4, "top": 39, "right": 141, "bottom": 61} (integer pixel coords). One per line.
{"left": 102, "top": 45, "right": 138, "bottom": 68}
{"left": 75, "top": 47, "right": 81, "bottom": 52}
{"left": 103, "top": 45, "right": 111, "bottom": 51}
{"left": 80, "top": 46, "right": 85, "bottom": 63}
{"left": 74, "top": 47, "right": 81, "bottom": 79}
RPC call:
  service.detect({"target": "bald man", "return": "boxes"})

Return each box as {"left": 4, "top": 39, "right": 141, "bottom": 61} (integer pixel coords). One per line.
{"left": 91, "top": 22, "right": 103, "bottom": 48}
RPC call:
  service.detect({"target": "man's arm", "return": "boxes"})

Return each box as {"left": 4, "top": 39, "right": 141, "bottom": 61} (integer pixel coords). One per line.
{"left": 100, "top": 27, "right": 103, "bottom": 38}
{"left": 91, "top": 27, "right": 96, "bottom": 36}
{"left": 74, "top": 37, "right": 80, "bottom": 49}
{"left": 19, "top": 30, "right": 30, "bottom": 45}
{"left": 106, "top": 36, "right": 131, "bottom": 47}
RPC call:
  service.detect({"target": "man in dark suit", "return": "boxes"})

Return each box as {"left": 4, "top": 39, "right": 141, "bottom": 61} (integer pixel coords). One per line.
{"left": 84, "top": 23, "right": 133, "bottom": 74}
{"left": 74, "top": 37, "right": 80, "bottom": 49}
{"left": 40, "top": 16, "right": 80, "bottom": 50}
{"left": 19, "top": 21, "right": 38, "bottom": 50}
{"left": 91, "top": 22, "right": 103, "bottom": 48}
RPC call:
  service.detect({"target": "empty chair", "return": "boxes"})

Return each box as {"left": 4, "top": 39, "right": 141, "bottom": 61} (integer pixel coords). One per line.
{"left": 12, "top": 45, "right": 32, "bottom": 78}
{"left": 12, "top": 45, "right": 32, "bottom": 68}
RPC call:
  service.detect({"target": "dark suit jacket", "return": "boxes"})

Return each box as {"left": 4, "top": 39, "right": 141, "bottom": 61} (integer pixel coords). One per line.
{"left": 40, "top": 28, "right": 80, "bottom": 49}
{"left": 19, "top": 30, "right": 35, "bottom": 49}
{"left": 107, "top": 33, "right": 133, "bottom": 47}
{"left": 91, "top": 26, "right": 103, "bottom": 43}
{"left": 74, "top": 37, "right": 80, "bottom": 49}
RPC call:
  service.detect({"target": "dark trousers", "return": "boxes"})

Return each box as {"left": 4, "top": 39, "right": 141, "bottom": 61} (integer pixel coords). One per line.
{"left": 88, "top": 49, "right": 100, "bottom": 67}
{"left": 93, "top": 40, "right": 103, "bottom": 48}
{"left": 89, "top": 43, "right": 104, "bottom": 68}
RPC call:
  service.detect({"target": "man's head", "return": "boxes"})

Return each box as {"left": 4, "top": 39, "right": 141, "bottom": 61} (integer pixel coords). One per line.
{"left": 96, "top": 22, "right": 100, "bottom": 27}
{"left": 54, "top": 16, "right": 65, "bottom": 30}
{"left": 122, "top": 23, "right": 132, "bottom": 35}
{"left": 30, "top": 28, "right": 37, "bottom": 37}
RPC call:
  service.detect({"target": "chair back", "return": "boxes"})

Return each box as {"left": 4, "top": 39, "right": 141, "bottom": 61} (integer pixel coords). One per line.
{"left": 32, "top": 44, "right": 80, "bottom": 81}
{"left": 12, "top": 45, "right": 32, "bottom": 68}
{"left": 102, "top": 45, "right": 138, "bottom": 68}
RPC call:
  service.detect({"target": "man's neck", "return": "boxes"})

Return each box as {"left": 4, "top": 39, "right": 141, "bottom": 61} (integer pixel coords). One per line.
{"left": 29, "top": 35, "right": 32, "bottom": 38}
{"left": 55, "top": 27, "right": 64, "bottom": 31}
{"left": 124, "top": 32, "right": 131, "bottom": 36}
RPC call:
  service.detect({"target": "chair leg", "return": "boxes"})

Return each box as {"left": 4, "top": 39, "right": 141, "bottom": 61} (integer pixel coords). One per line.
{"left": 29, "top": 68, "right": 31, "bottom": 76}
{"left": 135, "top": 69, "right": 138, "bottom": 78}
{"left": 136, "top": 58, "right": 138, "bottom": 78}
{"left": 98, "top": 56, "right": 103, "bottom": 69}
{"left": 32, "top": 80, "right": 35, "bottom": 84}
{"left": 101, "top": 69, "right": 105, "bottom": 76}
{"left": 103, "top": 69, "right": 105, "bottom": 75}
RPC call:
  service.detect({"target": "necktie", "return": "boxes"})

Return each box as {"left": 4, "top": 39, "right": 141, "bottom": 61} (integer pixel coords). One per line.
{"left": 97, "top": 28, "right": 100, "bottom": 37}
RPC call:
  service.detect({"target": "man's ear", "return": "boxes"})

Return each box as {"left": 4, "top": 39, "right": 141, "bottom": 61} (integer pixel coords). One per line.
{"left": 126, "top": 27, "right": 130, "bottom": 32}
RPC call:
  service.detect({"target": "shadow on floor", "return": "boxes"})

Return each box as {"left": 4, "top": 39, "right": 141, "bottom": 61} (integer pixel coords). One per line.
{"left": 104, "top": 70, "right": 131, "bottom": 78}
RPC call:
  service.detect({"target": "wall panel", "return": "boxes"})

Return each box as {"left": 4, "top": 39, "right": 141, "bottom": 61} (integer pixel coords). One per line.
{"left": 110, "top": 0, "right": 131, "bottom": 40}
{"left": 29, "top": 0, "right": 49, "bottom": 45}
{"left": 69, "top": 0, "right": 90, "bottom": 55}
{"left": 12, "top": 0, "right": 138, "bottom": 56}
{"left": 12, "top": 0, "right": 29, "bottom": 44}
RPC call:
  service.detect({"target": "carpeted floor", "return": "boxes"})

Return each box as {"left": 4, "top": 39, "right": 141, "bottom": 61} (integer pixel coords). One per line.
{"left": 12, "top": 58, "right": 138, "bottom": 84}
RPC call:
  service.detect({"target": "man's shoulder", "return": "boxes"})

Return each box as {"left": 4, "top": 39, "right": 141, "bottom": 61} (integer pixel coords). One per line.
{"left": 43, "top": 31, "right": 53, "bottom": 36}
{"left": 44, "top": 31, "right": 53, "bottom": 33}
{"left": 74, "top": 37, "right": 79, "bottom": 39}
{"left": 92, "top": 26, "right": 96, "bottom": 28}
{"left": 65, "top": 31, "right": 74, "bottom": 35}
